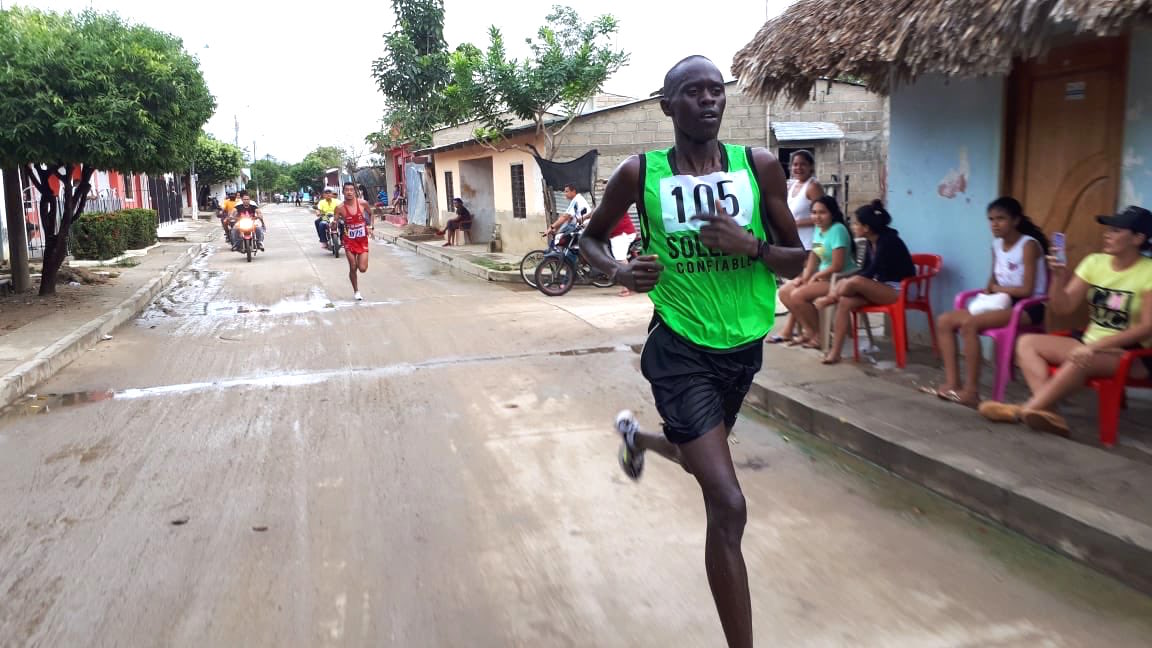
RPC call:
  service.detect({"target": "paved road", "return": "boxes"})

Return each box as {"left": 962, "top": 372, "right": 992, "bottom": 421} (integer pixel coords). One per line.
{"left": 2, "top": 205, "right": 1150, "bottom": 647}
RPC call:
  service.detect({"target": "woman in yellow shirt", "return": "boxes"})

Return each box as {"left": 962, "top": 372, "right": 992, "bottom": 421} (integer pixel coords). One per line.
{"left": 980, "top": 206, "right": 1152, "bottom": 436}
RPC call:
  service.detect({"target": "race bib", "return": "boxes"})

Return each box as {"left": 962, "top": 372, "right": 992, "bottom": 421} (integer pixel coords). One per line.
{"left": 348, "top": 225, "right": 366, "bottom": 239}
{"left": 658, "top": 170, "right": 756, "bottom": 234}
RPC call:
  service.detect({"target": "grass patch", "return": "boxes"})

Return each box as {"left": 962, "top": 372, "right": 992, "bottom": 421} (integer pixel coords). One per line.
{"left": 112, "top": 259, "right": 141, "bottom": 268}
{"left": 472, "top": 258, "right": 517, "bottom": 272}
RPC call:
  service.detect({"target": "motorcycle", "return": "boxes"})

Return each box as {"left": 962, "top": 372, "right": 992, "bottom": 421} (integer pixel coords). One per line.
{"left": 533, "top": 228, "right": 615, "bottom": 296}
{"left": 326, "top": 216, "right": 342, "bottom": 257}
{"left": 234, "top": 216, "right": 261, "bottom": 262}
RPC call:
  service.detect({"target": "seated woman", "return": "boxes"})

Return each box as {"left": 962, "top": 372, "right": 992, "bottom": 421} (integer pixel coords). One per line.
{"left": 816, "top": 200, "right": 916, "bottom": 365}
{"left": 979, "top": 206, "right": 1152, "bottom": 436}
{"left": 438, "top": 198, "right": 473, "bottom": 246}
{"left": 777, "top": 196, "right": 857, "bottom": 349}
{"left": 927, "top": 197, "right": 1049, "bottom": 407}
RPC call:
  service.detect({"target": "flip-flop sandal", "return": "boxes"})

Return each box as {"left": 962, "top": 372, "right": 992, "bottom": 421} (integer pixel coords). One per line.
{"left": 917, "top": 385, "right": 949, "bottom": 399}
{"left": 940, "top": 390, "right": 979, "bottom": 409}
{"left": 1021, "top": 410, "right": 1072, "bottom": 437}
{"left": 767, "top": 335, "right": 791, "bottom": 344}
{"left": 785, "top": 338, "right": 808, "bottom": 348}
{"left": 821, "top": 356, "right": 841, "bottom": 365}
{"left": 978, "top": 401, "right": 1022, "bottom": 423}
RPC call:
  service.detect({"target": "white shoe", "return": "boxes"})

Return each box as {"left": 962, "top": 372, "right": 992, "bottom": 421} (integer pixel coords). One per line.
{"left": 354, "top": 292, "right": 363, "bottom": 301}
{"left": 615, "top": 410, "right": 644, "bottom": 481}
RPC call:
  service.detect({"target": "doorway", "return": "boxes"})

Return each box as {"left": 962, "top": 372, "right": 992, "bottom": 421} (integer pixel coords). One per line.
{"left": 1004, "top": 36, "right": 1128, "bottom": 327}
{"left": 459, "top": 158, "right": 495, "bottom": 244}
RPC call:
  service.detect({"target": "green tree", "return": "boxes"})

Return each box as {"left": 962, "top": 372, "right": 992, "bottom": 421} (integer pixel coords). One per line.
{"left": 194, "top": 134, "right": 244, "bottom": 187}
{"left": 251, "top": 158, "right": 294, "bottom": 194}
{"left": 0, "top": 8, "right": 214, "bottom": 294}
{"left": 304, "top": 146, "right": 346, "bottom": 170}
{"left": 449, "top": 5, "right": 629, "bottom": 159}
{"left": 370, "top": 0, "right": 458, "bottom": 148}
{"left": 291, "top": 159, "right": 327, "bottom": 195}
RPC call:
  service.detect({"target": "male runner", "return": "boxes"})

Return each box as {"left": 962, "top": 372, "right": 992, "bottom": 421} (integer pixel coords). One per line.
{"left": 314, "top": 189, "right": 341, "bottom": 248}
{"left": 580, "top": 56, "right": 806, "bottom": 648}
{"left": 334, "top": 181, "right": 373, "bottom": 301}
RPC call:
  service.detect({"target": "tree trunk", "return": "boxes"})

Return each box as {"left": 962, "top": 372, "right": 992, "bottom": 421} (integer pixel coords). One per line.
{"left": 33, "top": 164, "right": 92, "bottom": 296}
{"left": 3, "top": 168, "right": 30, "bottom": 292}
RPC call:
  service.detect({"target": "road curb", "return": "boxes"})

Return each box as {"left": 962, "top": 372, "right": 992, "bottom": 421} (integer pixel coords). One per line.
{"left": 0, "top": 243, "right": 205, "bottom": 410}
{"left": 743, "top": 380, "right": 1152, "bottom": 596}
{"left": 377, "top": 232, "right": 520, "bottom": 283}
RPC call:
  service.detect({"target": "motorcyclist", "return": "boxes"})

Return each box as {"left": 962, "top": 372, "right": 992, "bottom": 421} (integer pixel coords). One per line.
{"left": 314, "top": 189, "right": 341, "bottom": 248}
{"left": 218, "top": 192, "right": 237, "bottom": 239}
{"left": 230, "top": 190, "right": 266, "bottom": 252}
{"left": 546, "top": 184, "right": 591, "bottom": 237}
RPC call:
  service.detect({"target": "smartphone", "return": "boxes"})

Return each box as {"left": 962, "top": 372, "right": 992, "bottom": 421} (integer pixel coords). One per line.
{"left": 1051, "top": 232, "right": 1067, "bottom": 264}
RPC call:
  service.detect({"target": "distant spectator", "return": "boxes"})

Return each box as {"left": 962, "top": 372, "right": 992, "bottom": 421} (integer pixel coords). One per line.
{"left": 778, "top": 195, "right": 857, "bottom": 349}
{"left": 928, "top": 197, "right": 1049, "bottom": 407}
{"left": 437, "top": 197, "right": 473, "bottom": 246}
{"left": 816, "top": 200, "right": 915, "bottom": 365}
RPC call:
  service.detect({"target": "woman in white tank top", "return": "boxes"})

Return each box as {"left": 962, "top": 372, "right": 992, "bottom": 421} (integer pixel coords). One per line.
{"left": 770, "top": 151, "right": 825, "bottom": 344}
{"left": 926, "top": 197, "right": 1050, "bottom": 407}
{"left": 786, "top": 150, "right": 823, "bottom": 250}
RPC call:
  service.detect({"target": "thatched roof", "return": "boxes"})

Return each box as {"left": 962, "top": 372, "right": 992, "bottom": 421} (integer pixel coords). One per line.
{"left": 733, "top": 0, "right": 1152, "bottom": 104}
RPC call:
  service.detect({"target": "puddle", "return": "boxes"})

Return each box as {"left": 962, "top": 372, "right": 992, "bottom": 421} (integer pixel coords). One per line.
{"left": 0, "top": 345, "right": 636, "bottom": 423}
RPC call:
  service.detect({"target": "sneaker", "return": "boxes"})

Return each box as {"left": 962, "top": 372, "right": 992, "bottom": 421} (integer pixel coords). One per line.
{"left": 615, "top": 410, "right": 645, "bottom": 480}
{"left": 354, "top": 292, "right": 363, "bottom": 301}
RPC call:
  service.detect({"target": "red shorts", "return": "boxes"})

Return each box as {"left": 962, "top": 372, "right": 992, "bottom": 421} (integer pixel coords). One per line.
{"left": 344, "top": 236, "right": 369, "bottom": 255}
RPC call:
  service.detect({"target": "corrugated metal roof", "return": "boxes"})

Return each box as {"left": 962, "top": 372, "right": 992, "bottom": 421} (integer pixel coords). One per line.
{"left": 772, "top": 122, "right": 845, "bottom": 142}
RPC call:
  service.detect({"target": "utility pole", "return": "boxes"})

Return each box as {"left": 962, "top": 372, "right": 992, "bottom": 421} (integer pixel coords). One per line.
{"left": 3, "top": 168, "right": 30, "bottom": 292}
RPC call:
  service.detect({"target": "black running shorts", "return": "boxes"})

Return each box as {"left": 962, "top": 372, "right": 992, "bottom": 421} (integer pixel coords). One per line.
{"left": 640, "top": 315, "right": 764, "bottom": 445}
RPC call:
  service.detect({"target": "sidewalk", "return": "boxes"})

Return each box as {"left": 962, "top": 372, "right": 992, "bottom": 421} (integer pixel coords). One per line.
{"left": 745, "top": 340, "right": 1152, "bottom": 596}
{"left": 375, "top": 223, "right": 524, "bottom": 283}
{"left": 0, "top": 219, "right": 215, "bottom": 409}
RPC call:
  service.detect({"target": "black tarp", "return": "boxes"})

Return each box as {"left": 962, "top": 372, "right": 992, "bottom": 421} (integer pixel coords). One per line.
{"left": 533, "top": 149, "right": 598, "bottom": 193}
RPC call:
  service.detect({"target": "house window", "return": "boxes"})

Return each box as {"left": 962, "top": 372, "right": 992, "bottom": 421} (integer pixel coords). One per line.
{"left": 123, "top": 174, "right": 134, "bottom": 199}
{"left": 510, "top": 163, "right": 526, "bottom": 219}
{"left": 445, "top": 171, "right": 455, "bottom": 210}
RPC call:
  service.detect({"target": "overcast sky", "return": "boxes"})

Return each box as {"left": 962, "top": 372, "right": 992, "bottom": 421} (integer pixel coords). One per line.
{"left": 25, "top": 0, "right": 793, "bottom": 163}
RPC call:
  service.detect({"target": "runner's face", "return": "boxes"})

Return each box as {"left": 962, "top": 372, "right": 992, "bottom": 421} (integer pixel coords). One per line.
{"left": 343, "top": 186, "right": 356, "bottom": 200}
{"left": 663, "top": 60, "right": 726, "bottom": 142}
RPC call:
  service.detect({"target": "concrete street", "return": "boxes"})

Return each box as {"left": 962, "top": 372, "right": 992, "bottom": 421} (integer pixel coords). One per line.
{"left": 1, "top": 205, "right": 1150, "bottom": 647}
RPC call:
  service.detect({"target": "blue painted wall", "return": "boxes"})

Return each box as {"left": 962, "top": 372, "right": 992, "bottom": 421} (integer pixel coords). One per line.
{"left": 1122, "top": 29, "right": 1152, "bottom": 209}
{"left": 887, "top": 75, "right": 1006, "bottom": 331}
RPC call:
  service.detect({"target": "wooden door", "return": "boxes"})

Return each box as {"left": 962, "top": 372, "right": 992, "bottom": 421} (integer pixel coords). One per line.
{"left": 1005, "top": 37, "right": 1128, "bottom": 328}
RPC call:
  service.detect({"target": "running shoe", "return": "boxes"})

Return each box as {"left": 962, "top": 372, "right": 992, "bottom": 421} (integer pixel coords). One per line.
{"left": 354, "top": 291, "right": 363, "bottom": 301}
{"left": 615, "top": 410, "right": 645, "bottom": 481}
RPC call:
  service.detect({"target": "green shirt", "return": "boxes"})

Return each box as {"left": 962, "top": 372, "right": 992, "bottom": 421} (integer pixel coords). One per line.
{"left": 811, "top": 222, "right": 858, "bottom": 273}
{"left": 639, "top": 144, "right": 777, "bottom": 350}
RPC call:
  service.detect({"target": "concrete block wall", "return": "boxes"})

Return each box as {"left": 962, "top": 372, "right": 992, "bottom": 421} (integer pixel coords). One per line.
{"left": 552, "top": 82, "right": 769, "bottom": 185}
{"left": 774, "top": 81, "right": 889, "bottom": 212}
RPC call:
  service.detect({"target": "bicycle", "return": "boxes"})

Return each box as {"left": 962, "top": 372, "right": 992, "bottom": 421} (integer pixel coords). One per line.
{"left": 519, "top": 231, "right": 557, "bottom": 288}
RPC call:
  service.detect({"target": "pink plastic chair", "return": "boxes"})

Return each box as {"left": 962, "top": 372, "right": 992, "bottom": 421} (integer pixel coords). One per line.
{"left": 953, "top": 290, "right": 1048, "bottom": 402}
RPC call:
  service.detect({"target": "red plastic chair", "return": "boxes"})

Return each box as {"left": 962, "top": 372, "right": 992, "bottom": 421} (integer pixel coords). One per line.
{"left": 953, "top": 290, "right": 1048, "bottom": 401}
{"left": 852, "top": 254, "right": 942, "bottom": 368}
{"left": 1047, "top": 332, "right": 1152, "bottom": 447}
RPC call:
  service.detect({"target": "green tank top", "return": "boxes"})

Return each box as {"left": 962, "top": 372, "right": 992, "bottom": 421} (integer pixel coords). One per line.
{"left": 639, "top": 143, "right": 777, "bottom": 350}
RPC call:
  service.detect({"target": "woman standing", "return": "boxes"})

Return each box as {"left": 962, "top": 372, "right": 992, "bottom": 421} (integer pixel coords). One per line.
{"left": 778, "top": 196, "right": 857, "bottom": 349}
{"left": 771, "top": 151, "right": 825, "bottom": 344}
{"left": 817, "top": 200, "right": 916, "bottom": 365}
{"left": 787, "top": 150, "right": 823, "bottom": 249}
{"left": 928, "top": 197, "right": 1048, "bottom": 406}
{"left": 979, "top": 206, "right": 1152, "bottom": 436}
